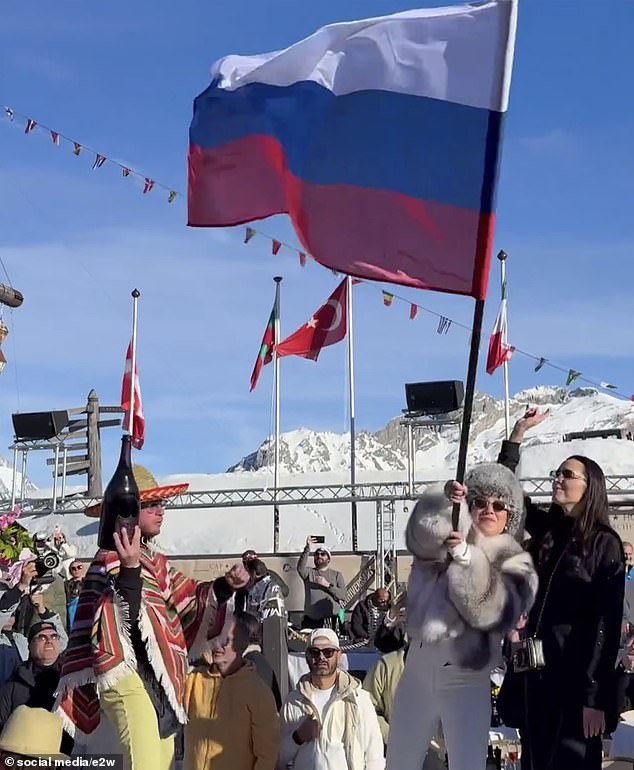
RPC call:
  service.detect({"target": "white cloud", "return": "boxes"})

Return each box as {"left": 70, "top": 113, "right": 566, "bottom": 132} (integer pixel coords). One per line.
{"left": 518, "top": 128, "right": 577, "bottom": 156}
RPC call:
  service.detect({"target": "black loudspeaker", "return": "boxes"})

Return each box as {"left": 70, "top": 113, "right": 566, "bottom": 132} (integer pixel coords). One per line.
{"left": 405, "top": 381, "right": 464, "bottom": 415}
{"left": 12, "top": 410, "right": 70, "bottom": 441}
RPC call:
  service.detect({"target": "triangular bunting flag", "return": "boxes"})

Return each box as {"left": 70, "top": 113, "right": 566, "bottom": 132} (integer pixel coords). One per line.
{"left": 24, "top": 119, "right": 37, "bottom": 134}
{"left": 600, "top": 382, "right": 617, "bottom": 390}
{"left": 168, "top": 191, "right": 177, "bottom": 203}
{"left": 566, "top": 369, "right": 581, "bottom": 386}
{"left": 244, "top": 227, "right": 256, "bottom": 244}
{"left": 534, "top": 358, "right": 547, "bottom": 372}
{"left": 143, "top": 178, "right": 154, "bottom": 194}
{"left": 93, "top": 154, "right": 106, "bottom": 169}
{"left": 299, "top": 252, "right": 307, "bottom": 267}
{"left": 409, "top": 304, "right": 419, "bottom": 320}
{"left": 73, "top": 142, "right": 81, "bottom": 156}
{"left": 437, "top": 316, "right": 451, "bottom": 335}
{"left": 271, "top": 240, "right": 282, "bottom": 256}
{"left": 122, "top": 167, "right": 131, "bottom": 177}
{"left": 4, "top": 107, "right": 14, "bottom": 121}
{"left": 382, "top": 291, "right": 394, "bottom": 307}
{"left": 50, "top": 131, "right": 60, "bottom": 146}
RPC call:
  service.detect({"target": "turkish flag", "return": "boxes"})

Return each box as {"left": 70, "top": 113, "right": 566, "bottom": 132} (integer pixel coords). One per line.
{"left": 276, "top": 279, "right": 347, "bottom": 361}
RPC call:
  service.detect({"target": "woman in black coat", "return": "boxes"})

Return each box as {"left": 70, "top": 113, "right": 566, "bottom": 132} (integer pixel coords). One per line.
{"left": 497, "top": 409, "right": 624, "bottom": 770}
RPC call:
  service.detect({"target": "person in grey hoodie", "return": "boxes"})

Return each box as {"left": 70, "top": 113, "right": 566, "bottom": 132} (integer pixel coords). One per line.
{"left": 297, "top": 537, "right": 347, "bottom": 629}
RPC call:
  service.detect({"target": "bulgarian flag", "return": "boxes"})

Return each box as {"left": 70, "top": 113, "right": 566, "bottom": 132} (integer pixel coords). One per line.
{"left": 486, "top": 280, "right": 514, "bottom": 375}
{"left": 250, "top": 307, "right": 276, "bottom": 391}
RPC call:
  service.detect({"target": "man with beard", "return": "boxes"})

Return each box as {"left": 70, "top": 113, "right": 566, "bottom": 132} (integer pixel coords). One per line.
{"left": 297, "top": 537, "right": 347, "bottom": 630}
{"left": 279, "top": 628, "right": 384, "bottom": 770}
{"left": 350, "top": 589, "right": 391, "bottom": 642}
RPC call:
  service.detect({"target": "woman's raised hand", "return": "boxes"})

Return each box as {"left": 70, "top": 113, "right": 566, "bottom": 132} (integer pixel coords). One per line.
{"left": 510, "top": 407, "right": 549, "bottom": 443}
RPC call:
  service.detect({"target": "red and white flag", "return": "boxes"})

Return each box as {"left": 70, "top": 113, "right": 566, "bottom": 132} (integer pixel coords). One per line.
{"left": 486, "top": 281, "right": 514, "bottom": 375}
{"left": 276, "top": 279, "right": 347, "bottom": 361}
{"left": 121, "top": 341, "right": 145, "bottom": 449}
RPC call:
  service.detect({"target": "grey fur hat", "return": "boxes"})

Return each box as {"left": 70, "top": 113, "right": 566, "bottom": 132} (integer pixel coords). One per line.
{"left": 464, "top": 463, "right": 525, "bottom": 540}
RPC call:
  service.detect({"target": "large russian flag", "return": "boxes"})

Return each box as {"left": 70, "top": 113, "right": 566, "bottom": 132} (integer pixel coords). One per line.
{"left": 188, "top": 0, "right": 517, "bottom": 299}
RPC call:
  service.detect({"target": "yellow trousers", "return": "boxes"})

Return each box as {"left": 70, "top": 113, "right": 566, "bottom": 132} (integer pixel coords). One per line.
{"left": 101, "top": 671, "right": 175, "bottom": 770}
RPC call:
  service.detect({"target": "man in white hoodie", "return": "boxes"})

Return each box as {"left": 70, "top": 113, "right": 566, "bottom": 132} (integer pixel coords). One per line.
{"left": 278, "top": 628, "right": 384, "bottom": 770}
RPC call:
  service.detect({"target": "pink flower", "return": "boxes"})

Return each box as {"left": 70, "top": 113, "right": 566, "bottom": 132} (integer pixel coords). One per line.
{"left": 0, "top": 506, "right": 20, "bottom": 531}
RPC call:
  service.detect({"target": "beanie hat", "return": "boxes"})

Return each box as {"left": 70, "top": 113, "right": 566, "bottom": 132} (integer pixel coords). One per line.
{"left": 464, "top": 463, "right": 525, "bottom": 540}
{"left": 314, "top": 546, "right": 332, "bottom": 559}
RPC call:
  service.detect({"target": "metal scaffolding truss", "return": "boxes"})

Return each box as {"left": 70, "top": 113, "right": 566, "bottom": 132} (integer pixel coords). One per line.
{"left": 15, "top": 475, "right": 634, "bottom": 516}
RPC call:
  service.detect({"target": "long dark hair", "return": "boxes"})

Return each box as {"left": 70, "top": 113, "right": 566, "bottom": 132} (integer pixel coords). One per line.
{"left": 537, "top": 454, "right": 611, "bottom": 564}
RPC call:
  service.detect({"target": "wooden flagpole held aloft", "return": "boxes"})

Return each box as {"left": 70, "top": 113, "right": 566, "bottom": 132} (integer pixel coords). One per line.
{"left": 452, "top": 298, "right": 486, "bottom": 530}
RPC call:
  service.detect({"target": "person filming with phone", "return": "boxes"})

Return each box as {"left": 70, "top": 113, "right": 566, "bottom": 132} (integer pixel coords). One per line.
{"left": 297, "top": 536, "right": 347, "bottom": 630}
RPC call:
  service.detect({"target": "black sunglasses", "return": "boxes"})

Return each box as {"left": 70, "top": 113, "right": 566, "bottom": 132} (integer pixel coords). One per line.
{"left": 472, "top": 497, "right": 507, "bottom": 513}
{"left": 307, "top": 647, "right": 338, "bottom": 660}
{"left": 550, "top": 468, "right": 587, "bottom": 481}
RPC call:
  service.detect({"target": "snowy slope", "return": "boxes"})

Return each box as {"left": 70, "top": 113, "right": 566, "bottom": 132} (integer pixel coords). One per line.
{"left": 17, "top": 387, "right": 634, "bottom": 556}
{"left": 0, "top": 455, "right": 36, "bottom": 501}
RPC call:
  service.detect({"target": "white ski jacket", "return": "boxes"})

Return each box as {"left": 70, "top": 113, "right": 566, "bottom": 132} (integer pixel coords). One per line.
{"left": 278, "top": 670, "right": 385, "bottom": 770}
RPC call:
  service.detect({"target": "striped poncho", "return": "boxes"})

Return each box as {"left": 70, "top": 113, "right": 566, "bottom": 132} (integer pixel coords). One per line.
{"left": 55, "top": 545, "right": 231, "bottom": 736}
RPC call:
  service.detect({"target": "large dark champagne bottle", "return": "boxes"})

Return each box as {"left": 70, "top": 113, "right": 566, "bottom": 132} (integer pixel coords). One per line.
{"left": 98, "top": 434, "right": 140, "bottom": 551}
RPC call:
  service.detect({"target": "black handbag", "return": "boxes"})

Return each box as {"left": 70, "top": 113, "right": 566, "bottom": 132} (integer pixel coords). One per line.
{"left": 498, "top": 549, "right": 567, "bottom": 728}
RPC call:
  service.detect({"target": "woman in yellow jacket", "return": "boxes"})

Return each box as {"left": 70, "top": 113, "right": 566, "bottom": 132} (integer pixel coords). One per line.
{"left": 184, "top": 616, "right": 280, "bottom": 770}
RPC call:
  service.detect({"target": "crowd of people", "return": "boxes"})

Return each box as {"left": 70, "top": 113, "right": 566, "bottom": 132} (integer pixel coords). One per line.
{"left": 0, "top": 408, "right": 632, "bottom": 770}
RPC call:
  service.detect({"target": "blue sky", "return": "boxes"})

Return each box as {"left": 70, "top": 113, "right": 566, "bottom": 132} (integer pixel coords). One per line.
{"left": 0, "top": 0, "right": 632, "bottom": 487}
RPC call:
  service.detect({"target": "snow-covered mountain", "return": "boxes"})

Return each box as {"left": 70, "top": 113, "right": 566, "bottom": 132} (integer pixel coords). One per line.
{"left": 228, "top": 386, "right": 634, "bottom": 478}
{"left": 16, "top": 386, "right": 634, "bottom": 557}
{"left": 0, "top": 455, "right": 35, "bottom": 501}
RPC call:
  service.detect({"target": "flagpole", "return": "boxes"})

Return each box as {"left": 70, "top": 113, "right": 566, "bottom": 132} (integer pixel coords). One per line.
{"left": 273, "top": 276, "right": 282, "bottom": 553}
{"left": 452, "top": 298, "right": 485, "bottom": 531}
{"left": 498, "top": 250, "right": 511, "bottom": 439}
{"left": 346, "top": 276, "right": 358, "bottom": 551}
{"left": 128, "top": 289, "right": 140, "bottom": 436}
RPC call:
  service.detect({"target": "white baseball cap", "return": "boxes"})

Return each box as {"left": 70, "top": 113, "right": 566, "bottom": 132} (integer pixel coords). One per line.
{"left": 309, "top": 628, "right": 340, "bottom": 649}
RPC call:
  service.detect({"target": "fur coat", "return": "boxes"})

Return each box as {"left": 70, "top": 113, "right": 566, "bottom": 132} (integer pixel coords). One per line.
{"left": 405, "top": 491, "right": 538, "bottom": 670}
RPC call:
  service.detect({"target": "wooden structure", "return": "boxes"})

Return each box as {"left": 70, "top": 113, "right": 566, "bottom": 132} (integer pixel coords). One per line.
{"left": 9, "top": 390, "right": 124, "bottom": 509}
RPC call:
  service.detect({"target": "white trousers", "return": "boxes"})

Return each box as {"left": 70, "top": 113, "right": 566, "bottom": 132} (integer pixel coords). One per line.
{"left": 386, "top": 640, "right": 491, "bottom": 770}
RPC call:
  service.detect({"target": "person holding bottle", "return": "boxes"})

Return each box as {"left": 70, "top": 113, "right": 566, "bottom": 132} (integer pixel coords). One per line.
{"left": 55, "top": 454, "right": 250, "bottom": 770}
{"left": 495, "top": 408, "right": 624, "bottom": 770}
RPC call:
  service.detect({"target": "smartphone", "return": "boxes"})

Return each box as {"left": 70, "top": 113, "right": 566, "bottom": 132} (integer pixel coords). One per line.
{"left": 312, "top": 535, "right": 326, "bottom": 544}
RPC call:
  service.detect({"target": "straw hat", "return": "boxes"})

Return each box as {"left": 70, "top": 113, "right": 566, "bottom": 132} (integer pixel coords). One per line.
{"left": 0, "top": 706, "right": 69, "bottom": 758}
{"left": 85, "top": 464, "right": 188, "bottom": 518}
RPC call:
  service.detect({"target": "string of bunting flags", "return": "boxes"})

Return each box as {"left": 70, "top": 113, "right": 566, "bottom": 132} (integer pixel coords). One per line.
{"left": 242, "top": 228, "right": 631, "bottom": 401}
{"left": 4, "top": 103, "right": 629, "bottom": 401}
{"left": 2, "top": 104, "right": 178, "bottom": 204}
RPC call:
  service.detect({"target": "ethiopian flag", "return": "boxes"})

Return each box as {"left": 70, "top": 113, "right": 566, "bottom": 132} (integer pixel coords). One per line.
{"left": 250, "top": 307, "right": 276, "bottom": 391}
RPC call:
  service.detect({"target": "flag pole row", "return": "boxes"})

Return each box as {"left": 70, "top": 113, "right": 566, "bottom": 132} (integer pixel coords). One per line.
{"left": 2, "top": 104, "right": 628, "bottom": 401}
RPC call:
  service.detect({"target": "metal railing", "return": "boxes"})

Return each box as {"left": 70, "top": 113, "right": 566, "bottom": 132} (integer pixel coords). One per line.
{"left": 10, "top": 474, "right": 634, "bottom": 517}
